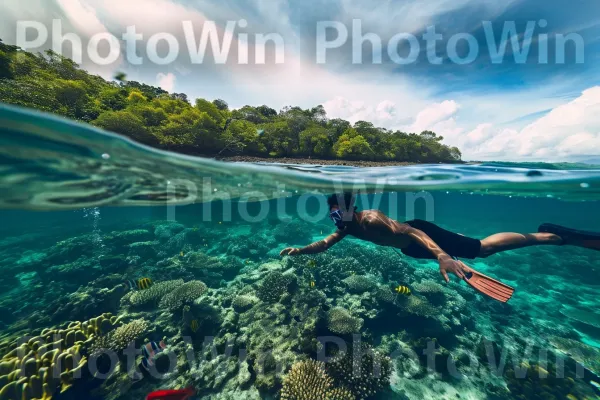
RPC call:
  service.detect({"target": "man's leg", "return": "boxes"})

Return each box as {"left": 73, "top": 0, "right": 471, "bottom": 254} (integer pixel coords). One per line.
{"left": 479, "top": 232, "right": 562, "bottom": 257}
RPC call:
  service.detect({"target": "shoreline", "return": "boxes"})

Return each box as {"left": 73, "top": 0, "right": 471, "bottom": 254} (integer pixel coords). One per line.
{"left": 216, "top": 155, "right": 423, "bottom": 167}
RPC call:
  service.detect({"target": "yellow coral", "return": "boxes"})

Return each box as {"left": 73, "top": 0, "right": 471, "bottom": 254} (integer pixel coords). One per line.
{"left": 0, "top": 313, "right": 119, "bottom": 400}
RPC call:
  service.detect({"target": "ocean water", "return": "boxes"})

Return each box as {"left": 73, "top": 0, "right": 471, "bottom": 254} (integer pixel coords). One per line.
{"left": 1, "top": 104, "right": 600, "bottom": 400}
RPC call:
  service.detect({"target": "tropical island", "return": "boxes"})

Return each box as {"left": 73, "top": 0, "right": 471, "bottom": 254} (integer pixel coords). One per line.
{"left": 0, "top": 40, "right": 462, "bottom": 165}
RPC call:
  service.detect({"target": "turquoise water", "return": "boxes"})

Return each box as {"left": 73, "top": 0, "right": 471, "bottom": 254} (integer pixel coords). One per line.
{"left": 1, "top": 104, "right": 600, "bottom": 400}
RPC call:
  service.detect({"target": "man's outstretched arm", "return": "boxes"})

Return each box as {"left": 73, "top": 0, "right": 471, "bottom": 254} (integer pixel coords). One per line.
{"left": 280, "top": 231, "right": 346, "bottom": 256}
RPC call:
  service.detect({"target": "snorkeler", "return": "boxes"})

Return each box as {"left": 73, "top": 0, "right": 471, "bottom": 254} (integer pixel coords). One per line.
{"left": 280, "top": 193, "right": 600, "bottom": 303}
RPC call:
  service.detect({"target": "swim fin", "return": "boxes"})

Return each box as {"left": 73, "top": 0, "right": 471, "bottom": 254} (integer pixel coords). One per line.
{"left": 538, "top": 223, "right": 600, "bottom": 250}
{"left": 464, "top": 270, "right": 514, "bottom": 303}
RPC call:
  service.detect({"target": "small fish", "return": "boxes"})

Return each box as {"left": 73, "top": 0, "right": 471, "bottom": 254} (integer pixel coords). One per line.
{"left": 146, "top": 387, "right": 196, "bottom": 400}
{"left": 307, "top": 260, "right": 317, "bottom": 268}
{"left": 218, "top": 221, "right": 222, "bottom": 225}
{"left": 320, "top": 230, "right": 323, "bottom": 235}
{"left": 190, "top": 320, "right": 199, "bottom": 333}
{"left": 310, "top": 281, "right": 316, "bottom": 288}
{"left": 180, "top": 251, "right": 185, "bottom": 257}
{"left": 394, "top": 285, "right": 411, "bottom": 296}
{"left": 141, "top": 340, "right": 167, "bottom": 370}
{"left": 127, "top": 278, "right": 153, "bottom": 291}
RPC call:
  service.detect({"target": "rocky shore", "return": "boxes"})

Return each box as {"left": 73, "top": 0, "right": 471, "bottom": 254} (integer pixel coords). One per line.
{"left": 216, "top": 155, "right": 419, "bottom": 167}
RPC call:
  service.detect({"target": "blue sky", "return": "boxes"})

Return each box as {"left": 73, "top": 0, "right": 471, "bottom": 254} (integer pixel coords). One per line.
{"left": 2, "top": 0, "right": 600, "bottom": 161}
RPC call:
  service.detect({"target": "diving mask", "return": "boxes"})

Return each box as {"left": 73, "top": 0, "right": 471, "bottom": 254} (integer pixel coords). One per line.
{"left": 329, "top": 209, "right": 346, "bottom": 229}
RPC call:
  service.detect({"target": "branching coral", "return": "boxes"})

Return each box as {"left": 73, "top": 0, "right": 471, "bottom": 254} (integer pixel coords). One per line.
{"left": 256, "top": 272, "right": 294, "bottom": 303}
{"left": 396, "top": 295, "right": 439, "bottom": 318}
{"left": 327, "top": 308, "right": 363, "bottom": 335}
{"left": 90, "top": 319, "right": 149, "bottom": 356}
{"left": 159, "top": 280, "right": 208, "bottom": 310}
{"left": 280, "top": 360, "right": 354, "bottom": 400}
{"left": 128, "top": 279, "right": 184, "bottom": 308}
{"left": 374, "top": 286, "right": 395, "bottom": 304}
{"left": 326, "top": 343, "right": 391, "bottom": 399}
{"left": 232, "top": 295, "right": 258, "bottom": 312}
{"left": 342, "top": 275, "right": 377, "bottom": 294}
{"left": 412, "top": 280, "right": 447, "bottom": 305}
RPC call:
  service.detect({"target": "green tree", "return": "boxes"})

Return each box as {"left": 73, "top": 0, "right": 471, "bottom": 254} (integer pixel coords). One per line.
{"left": 93, "top": 111, "right": 156, "bottom": 144}
{"left": 213, "top": 99, "right": 229, "bottom": 111}
{"left": 333, "top": 129, "right": 373, "bottom": 159}
{"left": 299, "top": 126, "right": 331, "bottom": 157}
{"left": 98, "top": 87, "right": 127, "bottom": 111}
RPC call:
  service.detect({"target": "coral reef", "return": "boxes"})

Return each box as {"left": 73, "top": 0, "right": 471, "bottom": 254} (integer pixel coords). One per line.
{"left": 327, "top": 307, "right": 363, "bottom": 335}
{"left": 256, "top": 271, "right": 295, "bottom": 303}
{"left": 0, "top": 313, "right": 120, "bottom": 400}
{"left": 90, "top": 319, "right": 149, "bottom": 355}
{"left": 2, "top": 213, "right": 600, "bottom": 400}
{"left": 280, "top": 360, "right": 354, "bottom": 400}
{"left": 127, "top": 279, "right": 185, "bottom": 308}
{"left": 159, "top": 280, "right": 208, "bottom": 311}
{"left": 342, "top": 275, "right": 377, "bottom": 294}
{"left": 326, "top": 342, "right": 392, "bottom": 399}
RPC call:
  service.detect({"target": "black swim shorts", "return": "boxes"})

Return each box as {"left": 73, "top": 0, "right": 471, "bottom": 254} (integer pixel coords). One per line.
{"left": 401, "top": 219, "right": 482, "bottom": 259}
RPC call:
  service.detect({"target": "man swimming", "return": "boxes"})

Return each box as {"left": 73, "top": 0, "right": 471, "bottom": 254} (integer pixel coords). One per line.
{"left": 280, "top": 193, "right": 600, "bottom": 302}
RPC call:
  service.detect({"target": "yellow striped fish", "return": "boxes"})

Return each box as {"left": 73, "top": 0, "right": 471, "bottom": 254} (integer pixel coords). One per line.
{"left": 310, "top": 281, "right": 316, "bottom": 288}
{"left": 127, "top": 278, "right": 153, "bottom": 290}
{"left": 190, "top": 319, "right": 199, "bottom": 333}
{"left": 394, "top": 285, "right": 411, "bottom": 296}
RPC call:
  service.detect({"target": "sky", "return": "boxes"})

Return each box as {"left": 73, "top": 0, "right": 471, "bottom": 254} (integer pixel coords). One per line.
{"left": 2, "top": 0, "right": 600, "bottom": 161}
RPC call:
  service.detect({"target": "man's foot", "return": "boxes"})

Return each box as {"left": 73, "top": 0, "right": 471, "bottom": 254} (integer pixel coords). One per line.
{"left": 538, "top": 223, "right": 600, "bottom": 250}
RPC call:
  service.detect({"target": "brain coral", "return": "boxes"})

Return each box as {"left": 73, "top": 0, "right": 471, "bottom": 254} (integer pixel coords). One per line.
{"left": 280, "top": 359, "right": 354, "bottom": 400}
{"left": 0, "top": 313, "right": 119, "bottom": 400}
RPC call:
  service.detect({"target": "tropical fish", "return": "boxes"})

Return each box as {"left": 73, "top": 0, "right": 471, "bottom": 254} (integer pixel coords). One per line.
{"left": 245, "top": 259, "right": 250, "bottom": 264}
{"left": 141, "top": 340, "right": 167, "bottom": 370}
{"left": 146, "top": 387, "right": 196, "bottom": 400}
{"left": 307, "top": 260, "right": 317, "bottom": 268}
{"left": 190, "top": 320, "right": 199, "bottom": 333}
{"left": 180, "top": 251, "right": 184, "bottom": 257}
{"left": 310, "top": 281, "right": 316, "bottom": 288}
{"left": 394, "top": 285, "right": 411, "bottom": 296}
{"left": 127, "top": 278, "right": 153, "bottom": 291}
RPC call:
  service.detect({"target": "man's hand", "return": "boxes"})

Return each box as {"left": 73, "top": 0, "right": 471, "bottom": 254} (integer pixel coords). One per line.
{"left": 280, "top": 247, "right": 301, "bottom": 256}
{"left": 438, "top": 255, "right": 472, "bottom": 283}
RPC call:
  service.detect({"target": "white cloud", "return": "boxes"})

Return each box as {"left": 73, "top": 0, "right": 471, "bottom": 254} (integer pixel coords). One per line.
{"left": 452, "top": 87, "right": 600, "bottom": 160}
{"left": 157, "top": 72, "right": 176, "bottom": 92}
{"left": 409, "top": 100, "right": 460, "bottom": 133}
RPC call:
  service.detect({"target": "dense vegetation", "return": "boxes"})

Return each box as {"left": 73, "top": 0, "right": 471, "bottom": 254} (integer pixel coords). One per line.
{"left": 0, "top": 40, "right": 462, "bottom": 162}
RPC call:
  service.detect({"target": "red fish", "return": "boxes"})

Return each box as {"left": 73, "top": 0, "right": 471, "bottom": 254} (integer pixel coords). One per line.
{"left": 146, "top": 387, "right": 196, "bottom": 400}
